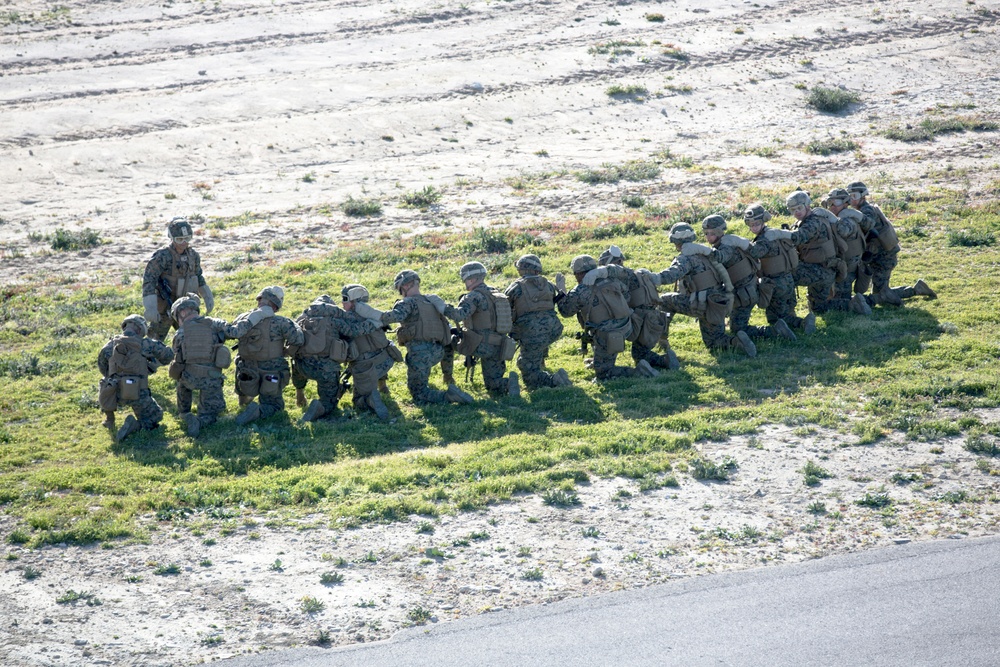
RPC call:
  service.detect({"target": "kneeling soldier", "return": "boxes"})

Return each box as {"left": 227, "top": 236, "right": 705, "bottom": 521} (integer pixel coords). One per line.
{"left": 353, "top": 270, "right": 473, "bottom": 405}
{"left": 98, "top": 315, "right": 174, "bottom": 443}
{"left": 557, "top": 254, "right": 658, "bottom": 381}
{"left": 444, "top": 261, "right": 520, "bottom": 397}
{"left": 647, "top": 223, "right": 756, "bottom": 357}
{"left": 504, "top": 254, "right": 571, "bottom": 390}
{"left": 233, "top": 286, "right": 304, "bottom": 426}
{"left": 169, "top": 294, "right": 268, "bottom": 437}
{"left": 744, "top": 203, "right": 812, "bottom": 334}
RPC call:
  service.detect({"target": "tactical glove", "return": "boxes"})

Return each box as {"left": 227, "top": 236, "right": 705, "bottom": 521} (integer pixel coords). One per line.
{"left": 200, "top": 284, "right": 215, "bottom": 315}
{"left": 636, "top": 268, "right": 662, "bottom": 286}
{"left": 582, "top": 267, "right": 607, "bottom": 286}
{"left": 246, "top": 306, "right": 274, "bottom": 326}
{"left": 425, "top": 295, "right": 447, "bottom": 314}
{"left": 143, "top": 294, "right": 160, "bottom": 323}
{"left": 353, "top": 301, "right": 383, "bottom": 321}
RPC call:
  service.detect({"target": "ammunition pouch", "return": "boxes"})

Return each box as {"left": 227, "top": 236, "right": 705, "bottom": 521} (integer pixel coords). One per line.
{"left": 631, "top": 308, "right": 667, "bottom": 349}
{"left": 98, "top": 378, "right": 118, "bottom": 412}
{"left": 733, "top": 281, "right": 758, "bottom": 310}
{"left": 386, "top": 343, "right": 404, "bottom": 363}
{"left": 118, "top": 376, "right": 144, "bottom": 402}
{"left": 214, "top": 345, "right": 232, "bottom": 369}
{"left": 259, "top": 371, "right": 287, "bottom": 397}
{"left": 351, "top": 349, "right": 390, "bottom": 395}
{"left": 498, "top": 335, "right": 517, "bottom": 362}
{"left": 237, "top": 367, "right": 261, "bottom": 398}
{"left": 835, "top": 258, "right": 848, "bottom": 283}
{"left": 168, "top": 360, "right": 185, "bottom": 381}
{"left": 757, "top": 278, "right": 775, "bottom": 310}
{"left": 705, "top": 292, "right": 732, "bottom": 326}
{"left": 329, "top": 338, "right": 350, "bottom": 363}
{"left": 455, "top": 329, "right": 484, "bottom": 357}
{"left": 855, "top": 271, "right": 872, "bottom": 294}
{"left": 595, "top": 321, "right": 631, "bottom": 354}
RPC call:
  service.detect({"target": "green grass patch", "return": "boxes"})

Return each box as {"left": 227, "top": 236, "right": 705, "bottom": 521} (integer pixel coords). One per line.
{"left": 49, "top": 228, "right": 102, "bottom": 251}
{"left": 400, "top": 186, "right": 441, "bottom": 209}
{"left": 805, "top": 86, "right": 860, "bottom": 113}
{"left": 805, "top": 137, "right": 859, "bottom": 156}
{"left": 340, "top": 196, "right": 383, "bottom": 218}
{"left": 576, "top": 160, "right": 661, "bottom": 185}
{"left": 884, "top": 115, "right": 998, "bottom": 142}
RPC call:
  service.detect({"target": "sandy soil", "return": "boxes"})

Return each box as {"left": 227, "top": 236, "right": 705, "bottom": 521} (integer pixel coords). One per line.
{"left": 3, "top": 0, "right": 1000, "bottom": 664}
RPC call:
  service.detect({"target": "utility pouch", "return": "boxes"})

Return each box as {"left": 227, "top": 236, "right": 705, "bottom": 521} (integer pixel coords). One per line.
{"left": 604, "top": 331, "right": 626, "bottom": 354}
{"left": 237, "top": 367, "right": 261, "bottom": 398}
{"left": 98, "top": 378, "right": 118, "bottom": 411}
{"left": 499, "top": 336, "right": 516, "bottom": 362}
{"left": 757, "top": 279, "right": 775, "bottom": 310}
{"left": 705, "top": 293, "right": 730, "bottom": 326}
{"left": 260, "top": 372, "right": 283, "bottom": 397}
{"left": 214, "top": 345, "right": 232, "bottom": 369}
{"left": 455, "top": 329, "right": 483, "bottom": 357}
{"left": 330, "top": 338, "right": 350, "bottom": 363}
{"left": 386, "top": 343, "right": 404, "bottom": 363}
{"left": 168, "top": 360, "right": 185, "bottom": 381}
{"left": 118, "top": 376, "right": 142, "bottom": 402}
{"left": 637, "top": 310, "right": 667, "bottom": 349}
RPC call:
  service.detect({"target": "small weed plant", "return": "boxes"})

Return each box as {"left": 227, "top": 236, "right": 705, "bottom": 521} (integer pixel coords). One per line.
{"left": 806, "top": 86, "right": 860, "bottom": 113}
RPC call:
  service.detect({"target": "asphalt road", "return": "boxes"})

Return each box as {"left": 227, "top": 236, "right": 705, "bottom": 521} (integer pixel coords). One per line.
{"left": 217, "top": 536, "right": 1000, "bottom": 667}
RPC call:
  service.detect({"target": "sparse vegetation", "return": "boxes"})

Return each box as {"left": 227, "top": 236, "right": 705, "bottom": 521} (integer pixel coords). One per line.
{"left": 542, "top": 488, "right": 581, "bottom": 508}
{"left": 690, "top": 457, "right": 739, "bottom": 482}
{"left": 884, "top": 115, "right": 998, "bottom": 142}
{"left": 400, "top": 186, "right": 441, "bottom": 208}
{"left": 805, "top": 137, "right": 859, "bottom": 156}
{"left": 576, "top": 160, "right": 660, "bottom": 185}
{"left": 340, "top": 196, "right": 383, "bottom": 218}
{"left": 300, "top": 596, "right": 325, "bottom": 613}
{"left": 50, "top": 228, "right": 101, "bottom": 251}
{"left": 802, "top": 460, "right": 833, "bottom": 487}
{"left": 320, "top": 571, "right": 344, "bottom": 585}
{"left": 606, "top": 84, "right": 649, "bottom": 100}
{"left": 856, "top": 492, "right": 892, "bottom": 509}
{"left": 805, "top": 86, "right": 861, "bottom": 113}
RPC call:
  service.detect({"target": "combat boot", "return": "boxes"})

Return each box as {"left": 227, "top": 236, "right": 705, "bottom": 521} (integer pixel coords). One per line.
{"left": 116, "top": 415, "right": 140, "bottom": 443}
{"left": 378, "top": 377, "right": 390, "bottom": 395}
{"left": 553, "top": 368, "right": 572, "bottom": 387}
{"left": 636, "top": 360, "right": 660, "bottom": 378}
{"left": 235, "top": 401, "right": 261, "bottom": 426}
{"left": 774, "top": 319, "right": 797, "bottom": 341}
{"left": 445, "top": 384, "right": 474, "bottom": 404}
{"left": 442, "top": 372, "right": 456, "bottom": 386}
{"left": 182, "top": 412, "right": 200, "bottom": 438}
{"left": 735, "top": 331, "right": 757, "bottom": 358}
{"left": 850, "top": 294, "right": 872, "bottom": 316}
{"left": 295, "top": 387, "right": 307, "bottom": 408}
{"left": 299, "top": 399, "right": 326, "bottom": 423}
{"left": 876, "top": 286, "right": 902, "bottom": 306}
{"left": 101, "top": 411, "right": 116, "bottom": 429}
{"left": 803, "top": 312, "right": 817, "bottom": 335}
{"left": 508, "top": 372, "right": 520, "bottom": 397}
{"left": 367, "top": 392, "right": 390, "bottom": 420}
{"left": 913, "top": 279, "right": 937, "bottom": 299}
{"left": 666, "top": 349, "right": 681, "bottom": 370}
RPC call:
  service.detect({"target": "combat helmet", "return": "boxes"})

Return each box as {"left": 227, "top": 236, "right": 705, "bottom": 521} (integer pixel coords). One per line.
{"left": 597, "top": 245, "right": 625, "bottom": 267}
{"left": 170, "top": 293, "right": 202, "bottom": 321}
{"left": 341, "top": 284, "right": 370, "bottom": 303}
{"left": 121, "top": 314, "right": 149, "bottom": 337}
{"left": 825, "top": 188, "right": 851, "bottom": 206}
{"left": 846, "top": 181, "right": 869, "bottom": 198}
{"left": 256, "top": 285, "right": 285, "bottom": 311}
{"left": 514, "top": 254, "right": 543, "bottom": 274}
{"left": 570, "top": 255, "right": 598, "bottom": 274}
{"left": 701, "top": 215, "right": 727, "bottom": 232}
{"left": 167, "top": 216, "right": 194, "bottom": 242}
{"left": 785, "top": 190, "right": 811, "bottom": 209}
{"left": 459, "top": 261, "right": 487, "bottom": 281}
{"left": 667, "top": 223, "right": 696, "bottom": 244}
{"left": 743, "top": 203, "right": 772, "bottom": 223}
{"left": 393, "top": 269, "right": 420, "bottom": 291}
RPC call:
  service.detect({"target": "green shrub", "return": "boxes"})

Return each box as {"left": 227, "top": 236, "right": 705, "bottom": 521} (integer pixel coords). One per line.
{"left": 340, "top": 196, "right": 382, "bottom": 217}
{"left": 805, "top": 86, "right": 860, "bottom": 113}
{"left": 50, "top": 228, "right": 101, "bottom": 251}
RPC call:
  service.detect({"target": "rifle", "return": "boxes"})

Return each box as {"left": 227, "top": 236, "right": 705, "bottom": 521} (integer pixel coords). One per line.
{"left": 337, "top": 367, "right": 352, "bottom": 401}
{"left": 464, "top": 354, "right": 477, "bottom": 385}
{"left": 156, "top": 277, "right": 172, "bottom": 304}
{"left": 574, "top": 330, "right": 593, "bottom": 357}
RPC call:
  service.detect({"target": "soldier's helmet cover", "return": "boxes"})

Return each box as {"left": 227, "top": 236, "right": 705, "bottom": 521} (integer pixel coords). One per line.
{"left": 393, "top": 270, "right": 421, "bottom": 290}
{"left": 846, "top": 181, "right": 870, "bottom": 198}
{"left": 785, "top": 190, "right": 811, "bottom": 209}
{"left": 570, "top": 255, "right": 598, "bottom": 274}
{"left": 170, "top": 293, "right": 202, "bottom": 320}
{"left": 256, "top": 286, "right": 285, "bottom": 310}
{"left": 459, "top": 261, "right": 488, "bottom": 281}
{"left": 341, "top": 284, "right": 370, "bottom": 303}
{"left": 597, "top": 245, "right": 626, "bottom": 266}
{"left": 167, "top": 217, "right": 194, "bottom": 242}
{"left": 514, "top": 254, "right": 543, "bottom": 274}
{"left": 121, "top": 314, "right": 149, "bottom": 337}
{"left": 743, "top": 203, "right": 772, "bottom": 223}
{"left": 701, "top": 215, "right": 727, "bottom": 232}
{"left": 668, "top": 223, "right": 696, "bottom": 244}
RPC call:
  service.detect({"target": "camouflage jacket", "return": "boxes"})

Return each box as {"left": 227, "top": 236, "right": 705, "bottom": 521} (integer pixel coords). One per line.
{"left": 444, "top": 283, "right": 496, "bottom": 332}
{"left": 98, "top": 330, "right": 174, "bottom": 376}
{"left": 655, "top": 251, "right": 715, "bottom": 288}
{"left": 142, "top": 244, "right": 206, "bottom": 298}
{"left": 748, "top": 226, "right": 783, "bottom": 261}
{"left": 789, "top": 211, "right": 831, "bottom": 248}
{"left": 556, "top": 266, "right": 631, "bottom": 332}
{"left": 301, "top": 300, "right": 383, "bottom": 341}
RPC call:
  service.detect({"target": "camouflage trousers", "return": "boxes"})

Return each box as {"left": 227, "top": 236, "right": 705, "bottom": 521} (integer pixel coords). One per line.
{"left": 660, "top": 293, "right": 742, "bottom": 352}
{"left": 293, "top": 356, "right": 344, "bottom": 415}
{"left": 116, "top": 389, "right": 163, "bottom": 430}
{"left": 863, "top": 248, "right": 914, "bottom": 304}
{"left": 404, "top": 341, "right": 450, "bottom": 404}
{"left": 517, "top": 342, "right": 561, "bottom": 390}
{"left": 761, "top": 274, "right": 805, "bottom": 329}
{"left": 349, "top": 351, "right": 395, "bottom": 412}
{"left": 467, "top": 338, "right": 508, "bottom": 396}
{"left": 834, "top": 262, "right": 865, "bottom": 301}
{"left": 593, "top": 339, "right": 640, "bottom": 381}
{"left": 236, "top": 359, "right": 290, "bottom": 419}
{"left": 729, "top": 303, "right": 777, "bottom": 339}
{"left": 630, "top": 307, "right": 675, "bottom": 368}
{"left": 794, "top": 262, "right": 836, "bottom": 313}
{"left": 513, "top": 312, "right": 563, "bottom": 390}
{"left": 177, "top": 371, "right": 226, "bottom": 428}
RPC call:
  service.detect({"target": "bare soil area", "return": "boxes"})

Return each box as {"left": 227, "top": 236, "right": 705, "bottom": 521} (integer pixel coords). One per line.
{"left": 3, "top": 0, "right": 1000, "bottom": 664}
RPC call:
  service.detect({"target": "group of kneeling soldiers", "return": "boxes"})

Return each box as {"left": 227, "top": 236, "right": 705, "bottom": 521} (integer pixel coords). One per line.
{"left": 99, "top": 182, "right": 936, "bottom": 443}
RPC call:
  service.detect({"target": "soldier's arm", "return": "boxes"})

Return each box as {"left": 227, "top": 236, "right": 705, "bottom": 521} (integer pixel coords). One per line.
{"left": 656, "top": 256, "right": 689, "bottom": 285}
{"left": 747, "top": 235, "right": 775, "bottom": 259}
{"left": 97, "top": 343, "right": 112, "bottom": 376}
{"left": 304, "top": 302, "right": 345, "bottom": 319}
{"left": 334, "top": 313, "right": 380, "bottom": 339}
{"left": 443, "top": 291, "right": 482, "bottom": 322}
{"left": 147, "top": 339, "right": 175, "bottom": 365}
{"left": 380, "top": 298, "right": 415, "bottom": 325}
{"left": 789, "top": 218, "right": 819, "bottom": 246}
{"left": 556, "top": 287, "right": 582, "bottom": 318}
{"left": 141, "top": 250, "right": 169, "bottom": 297}
{"left": 192, "top": 249, "right": 207, "bottom": 288}
{"left": 281, "top": 318, "right": 305, "bottom": 347}
{"left": 217, "top": 316, "right": 255, "bottom": 341}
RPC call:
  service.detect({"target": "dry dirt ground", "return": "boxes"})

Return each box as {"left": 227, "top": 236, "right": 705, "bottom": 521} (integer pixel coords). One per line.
{"left": 2, "top": 0, "right": 1000, "bottom": 665}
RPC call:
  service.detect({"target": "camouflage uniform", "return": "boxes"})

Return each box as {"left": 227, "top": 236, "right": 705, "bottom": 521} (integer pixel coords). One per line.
{"left": 292, "top": 296, "right": 384, "bottom": 417}
{"left": 172, "top": 316, "right": 255, "bottom": 428}
{"left": 711, "top": 237, "right": 783, "bottom": 340}
{"left": 445, "top": 284, "right": 511, "bottom": 396}
{"left": 855, "top": 201, "right": 912, "bottom": 305}
{"left": 657, "top": 252, "right": 745, "bottom": 352}
{"left": 505, "top": 275, "right": 564, "bottom": 389}
{"left": 556, "top": 270, "right": 640, "bottom": 381}
{"left": 380, "top": 297, "right": 454, "bottom": 404}
{"left": 612, "top": 265, "right": 677, "bottom": 368}
{"left": 98, "top": 330, "right": 173, "bottom": 430}
{"left": 234, "top": 312, "right": 304, "bottom": 419}
{"left": 790, "top": 212, "right": 837, "bottom": 313}
{"left": 748, "top": 226, "right": 805, "bottom": 330}
{"left": 830, "top": 210, "right": 867, "bottom": 306}
{"left": 142, "top": 245, "right": 207, "bottom": 341}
